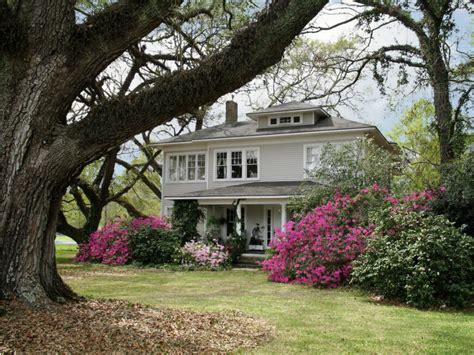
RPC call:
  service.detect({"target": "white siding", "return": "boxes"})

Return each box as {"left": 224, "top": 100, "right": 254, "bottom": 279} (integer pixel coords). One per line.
{"left": 161, "top": 130, "right": 366, "bottom": 205}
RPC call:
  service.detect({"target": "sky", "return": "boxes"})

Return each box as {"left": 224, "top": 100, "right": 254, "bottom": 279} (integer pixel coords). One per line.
{"left": 203, "top": 1, "right": 472, "bottom": 136}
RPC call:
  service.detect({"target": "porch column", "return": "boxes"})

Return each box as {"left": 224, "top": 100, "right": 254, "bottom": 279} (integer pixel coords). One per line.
{"left": 236, "top": 201, "right": 242, "bottom": 236}
{"left": 281, "top": 203, "right": 287, "bottom": 232}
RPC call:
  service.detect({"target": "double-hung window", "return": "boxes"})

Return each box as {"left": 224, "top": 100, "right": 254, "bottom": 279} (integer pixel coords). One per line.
{"left": 216, "top": 152, "right": 227, "bottom": 179}
{"left": 304, "top": 144, "right": 321, "bottom": 172}
{"left": 215, "top": 148, "right": 259, "bottom": 180}
{"left": 168, "top": 153, "right": 206, "bottom": 182}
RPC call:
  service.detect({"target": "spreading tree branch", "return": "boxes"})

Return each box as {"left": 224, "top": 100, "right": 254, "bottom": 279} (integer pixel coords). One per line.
{"left": 68, "top": 0, "right": 329, "bottom": 157}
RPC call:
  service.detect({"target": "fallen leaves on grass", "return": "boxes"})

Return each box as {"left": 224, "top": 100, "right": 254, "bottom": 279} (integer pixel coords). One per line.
{"left": 0, "top": 299, "right": 273, "bottom": 353}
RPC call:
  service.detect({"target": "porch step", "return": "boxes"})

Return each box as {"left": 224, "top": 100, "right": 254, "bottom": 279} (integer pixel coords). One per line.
{"left": 234, "top": 253, "right": 266, "bottom": 269}
{"left": 234, "top": 263, "right": 261, "bottom": 269}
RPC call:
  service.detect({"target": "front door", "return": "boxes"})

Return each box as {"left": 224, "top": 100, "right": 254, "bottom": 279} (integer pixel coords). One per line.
{"left": 264, "top": 207, "right": 274, "bottom": 248}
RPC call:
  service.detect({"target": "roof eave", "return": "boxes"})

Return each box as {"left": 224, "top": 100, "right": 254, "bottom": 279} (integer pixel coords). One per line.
{"left": 150, "top": 126, "right": 375, "bottom": 147}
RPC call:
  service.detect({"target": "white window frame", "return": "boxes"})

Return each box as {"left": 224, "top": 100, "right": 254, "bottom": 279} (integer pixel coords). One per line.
{"left": 214, "top": 147, "right": 260, "bottom": 181}
{"left": 268, "top": 115, "right": 304, "bottom": 127}
{"left": 303, "top": 143, "right": 323, "bottom": 175}
{"left": 166, "top": 152, "right": 207, "bottom": 183}
{"left": 303, "top": 141, "right": 353, "bottom": 177}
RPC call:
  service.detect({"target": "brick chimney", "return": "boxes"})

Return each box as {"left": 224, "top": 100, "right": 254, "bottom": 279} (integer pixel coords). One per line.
{"left": 225, "top": 100, "right": 238, "bottom": 125}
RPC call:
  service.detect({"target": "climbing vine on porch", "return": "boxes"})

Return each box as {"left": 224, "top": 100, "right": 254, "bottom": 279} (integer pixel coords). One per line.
{"left": 171, "top": 200, "right": 204, "bottom": 244}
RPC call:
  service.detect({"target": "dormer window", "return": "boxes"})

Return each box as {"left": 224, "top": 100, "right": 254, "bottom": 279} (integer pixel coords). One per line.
{"left": 268, "top": 115, "right": 303, "bottom": 127}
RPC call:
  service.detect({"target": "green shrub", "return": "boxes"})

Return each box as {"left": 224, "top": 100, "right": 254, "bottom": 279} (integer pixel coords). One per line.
{"left": 171, "top": 200, "right": 204, "bottom": 244}
{"left": 351, "top": 208, "right": 474, "bottom": 308}
{"left": 225, "top": 232, "right": 247, "bottom": 263}
{"left": 128, "top": 226, "right": 180, "bottom": 265}
{"left": 431, "top": 152, "right": 474, "bottom": 236}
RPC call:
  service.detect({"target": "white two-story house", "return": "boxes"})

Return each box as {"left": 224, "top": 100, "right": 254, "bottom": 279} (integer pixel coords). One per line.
{"left": 154, "top": 101, "right": 394, "bottom": 249}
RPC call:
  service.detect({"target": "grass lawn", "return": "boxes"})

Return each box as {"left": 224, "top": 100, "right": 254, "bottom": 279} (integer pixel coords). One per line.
{"left": 56, "top": 244, "right": 473, "bottom": 354}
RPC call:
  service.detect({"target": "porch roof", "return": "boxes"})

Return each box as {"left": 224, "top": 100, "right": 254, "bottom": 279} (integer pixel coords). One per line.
{"left": 165, "top": 181, "right": 315, "bottom": 200}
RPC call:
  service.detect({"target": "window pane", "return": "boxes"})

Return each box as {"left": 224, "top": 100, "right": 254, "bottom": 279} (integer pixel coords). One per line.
{"left": 270, "top": 118, "right": 277, "bottom": 125}
{"left": 216, "top": 152, "right": 227, "bottom": 166}
{"left": 169, "top": 156, "right": 177, "bottom": 181}
{"left": 197, "top": 154, "right": 206, "bottom": 166}
{"left": 231, "top": 151, "right": 242, "bottom": 178}
{"left": 280, "top": 117, "right": 291, "bottom": 124}
{"left": 232, "top": 165, "right": 242, "bottom": 178}
{"left": 178, "top": 155, "right": 186, "bottom": 181}
{"left": 247, "top": 164, "right": 258, "bottom": 178}
{"left": 246, "top": 150, "right": 258, "bottom": 164}
{"left": 246, "top": 150, "right": 258, "bottom": 178}
{"left": 306, "top": 146, "right": 320, "bottom": 170}
{"left": 231, "top": 151, "right": 242, "bottom": 165}
{"left": 216, "top": 152, "right": 227, "bottom": 179}
{"left": 197, "top": 154, "right": 206, "bottom": 180}
{"left": 187, "top": 155, "right": 196, "bottom": 180}
{"left": 217, "top": 166, "right": 227, "bottom": 179}
{"left": 293, "top": 116, "right": 300, "bottom": 123}
{"left": 197, "top": 167, "right": 205, "bottom": 180}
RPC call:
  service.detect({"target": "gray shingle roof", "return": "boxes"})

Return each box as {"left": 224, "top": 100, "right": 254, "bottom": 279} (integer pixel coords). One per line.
{"left": 166, "top": 181, "right": 316, "bottom": 199}
{"left": 155, "top": 116, "right": 373, "bottom": 145}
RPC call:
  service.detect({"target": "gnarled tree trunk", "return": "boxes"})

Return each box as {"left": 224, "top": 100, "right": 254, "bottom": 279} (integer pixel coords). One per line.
{"left": 0, "top": 88, "right": 79, "bottom": 305}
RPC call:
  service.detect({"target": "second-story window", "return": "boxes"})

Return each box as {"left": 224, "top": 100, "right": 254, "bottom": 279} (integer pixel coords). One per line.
{"left": 231, "top": 151, "right": 242, "bottom": 178}
{"left": 305, "top": 145, "right": 321, "bottom": 171}
{"left": 279, "top": 117, "right": 291, "bottom": 124}
{"left": 168, "top": 153, "right": 206, "bottom": 182}
{"left": 216, "top": 152, "right": 227, "bottom": 179}
{"left": 215, "top": 148, "right": 259, "bottom": 180}
{"left": 246, "top": 149, "right": 258, "bottom": 178}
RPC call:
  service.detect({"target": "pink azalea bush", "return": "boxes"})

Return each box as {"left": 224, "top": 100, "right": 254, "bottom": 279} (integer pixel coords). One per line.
{"left": 262, "top": 185, "right": 435, "bottom": 287}
{"left": 75, "top": 215, "right": 170, "bottom": 266}
{"left": 129, "top": 216, "right": 171, "bottom": 231}
{"left": 181, "top": 240, "right": 229, "bottom": 270}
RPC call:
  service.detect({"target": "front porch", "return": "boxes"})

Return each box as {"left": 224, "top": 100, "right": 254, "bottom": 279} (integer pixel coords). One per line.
{"left": 202, "top": 200, "right": 289, "bottom": 250}
{"left": 165, "top": 181, "right": 309, "bottom": 251}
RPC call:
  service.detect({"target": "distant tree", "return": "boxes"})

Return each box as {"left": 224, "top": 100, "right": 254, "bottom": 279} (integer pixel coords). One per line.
{"left": 388, "top": 99, "right": 440, "bottom": 190}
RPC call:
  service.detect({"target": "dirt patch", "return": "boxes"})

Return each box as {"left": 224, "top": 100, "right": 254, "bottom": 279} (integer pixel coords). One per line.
{"left": 0, "top": 299, "right": 273, "bottom": 353}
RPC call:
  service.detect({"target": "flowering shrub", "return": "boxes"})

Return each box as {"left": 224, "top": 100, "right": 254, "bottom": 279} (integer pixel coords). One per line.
{"left": 262, "top": 195, "right": 374, "bottom": 287}
{"left": 181, "top": 240, "right": 229, "bottom": 270}
{"left": 75, "top": 215, "right": 171, "bottom": 266}
{"left": 75, "top": 220, "right": 130, "bottom": 265}
{"left": 129, "top": 215, "right": 171, "bottom": 231}
{"left": 262, "top": 185, "right": 436, "bottom": 288}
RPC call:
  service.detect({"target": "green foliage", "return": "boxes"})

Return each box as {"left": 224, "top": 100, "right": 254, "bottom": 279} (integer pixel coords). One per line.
{"left": 289, "top": 139, "right": 400, "bottom": 216}
{"left": 128, "top": 226, "right": 180, "bottom": 265}
{"left": 431, "top": 152, "right": 474, "bottom": 236}
{"left": 225, "top": 233, "right": 247, "bottom": 263}
{"left": 171, "top": 200, "right": 204, "bottom": 244}
{"left": 351, "top": 209, "right": 474, "bottom": 308}
{"left": 388, "top": 99, "right": 440, "bottom": 190}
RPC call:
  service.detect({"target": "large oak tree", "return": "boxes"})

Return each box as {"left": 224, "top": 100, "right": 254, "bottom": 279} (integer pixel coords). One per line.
{"left": 0, "top": 0, "right": 328, "bottom": 305}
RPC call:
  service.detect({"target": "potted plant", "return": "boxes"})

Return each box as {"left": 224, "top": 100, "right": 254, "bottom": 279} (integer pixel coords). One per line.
{"left": 249, "top": 223, "right": 264, "bottom": 251}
